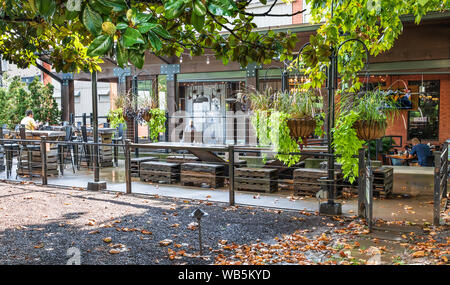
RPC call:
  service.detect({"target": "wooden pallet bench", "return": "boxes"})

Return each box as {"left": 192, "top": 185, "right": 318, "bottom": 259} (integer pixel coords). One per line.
{"left": 166, "top": 155, "right": 200, "bottom": 164}
{"left": 293, "top": 168, "right": 343, "bottom": 197}
{"left": 140, "top": 161, "right": 180, "bottom": 184}
{"left": 17, "top": 149, "right": 59, "bottom": 177}
{"left": 131, "top": 157, "right": 158, "bottom": 177}
{"left": 235, "top": 168, "right": 278, "bottom": 193}
{"left": 180, "top": 163, "right": 225, "bottom": 188}
{"left": 373, "top": 166, "right": 394, "bottom": 198}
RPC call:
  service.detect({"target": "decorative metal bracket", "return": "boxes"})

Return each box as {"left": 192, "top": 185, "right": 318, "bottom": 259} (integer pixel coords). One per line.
{"left": 61, "top": 73, "right": 73, "bottom": 86}
{"left": 240, "top": 63, "right": 262, "bottom": 77}
{"left": 160, "top": 64, "right": 180, "bottom": 81}
{"left": 113, "top": 68, "right": 131, "bottom": 83}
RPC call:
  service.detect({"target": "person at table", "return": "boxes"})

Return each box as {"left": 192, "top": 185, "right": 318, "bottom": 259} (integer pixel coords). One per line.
{"left": 20, "top": 110, "right": 38, "bottom": 130}
{"left": 408, "top": 137, "right": 432, "bottom": 167}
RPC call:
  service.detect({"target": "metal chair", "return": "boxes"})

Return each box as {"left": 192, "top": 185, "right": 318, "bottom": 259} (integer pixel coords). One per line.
{"left": 58, "top": 126, "right": 76, "bottom": 175}
{"left": 16, "top": 125, "right": 40, "bottom": 180}
{"left": 78, "top": 125, "right": 93, "bottom": 169}
{"left": 112, "top": 123, "right": 124, "bottom": 167}
{"left": 0, "top": 127, "right": 18, "bottom": 179}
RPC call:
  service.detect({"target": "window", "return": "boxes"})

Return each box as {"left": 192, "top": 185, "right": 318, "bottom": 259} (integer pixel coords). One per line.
{"left": 407, "top": 80, "right": 439, "bottom": 141}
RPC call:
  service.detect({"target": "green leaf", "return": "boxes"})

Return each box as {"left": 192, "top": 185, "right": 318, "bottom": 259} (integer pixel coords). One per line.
{"left": 65, "top": 9, "right": 79, "bottom": 21}
{"left": 207, "top": 0, "right": 236, "bottom": 16}
{"left": 134, "top": 13, "right": 153, "bottom": 25}
{"left": 82, "top": 4, "right": 103, "bottom": 36}
{"left": 152, "top": 26, "right": 171, "bottom": 39}
{"left": 129, "top": 50, "right": 145, "bottom": 69}
{"left": 116, "top": 22, "right": 128, "bottom": 30}
{"left": 116, "top": 41, "right": 128, "bottom": 67}
{"left": 137, "top": 23, "right": 158, "bottom": 34}
{"left": 193, "top": 0, "right": 206, "bottom": 16}
{"left": 35, "top": 0, "right": 56, "bottom": 19}
{"left": 87, "top": 35, "right": 113, "bottom": 57}
{"left": 123, "top": 28, "right": 145, "bottom": 47}
{"left": 97, "top": 0, "right": 127, "bottom": 12}
{"left": 147, "top": 31, "right": 162, "bottom": 51}
{"left": 89, "top": 0, "right": 112, "bottom": 15}
{"left": 164, "top": 0, "right": 185, "bottom": 19}
{"left": 191, "top": 12, "right": 205, "bottom": 32}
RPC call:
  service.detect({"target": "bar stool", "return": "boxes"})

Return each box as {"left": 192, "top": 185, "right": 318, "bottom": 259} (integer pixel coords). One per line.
{"left": 58, "top": 126, "right": 76, "bottom": 175}
{"left": 78, "top": 125, "right": 93, "bottom": 169}
{"left": 16, "top": 126, "right": 40, "bottom": 180}
{"left": 0, "top": 128, "right": 17, "bottom": 177}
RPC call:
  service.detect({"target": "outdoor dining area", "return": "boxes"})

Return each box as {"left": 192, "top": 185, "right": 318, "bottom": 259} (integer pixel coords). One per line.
{"left": 0, "top": 119, "right": 120, "bottom": 180}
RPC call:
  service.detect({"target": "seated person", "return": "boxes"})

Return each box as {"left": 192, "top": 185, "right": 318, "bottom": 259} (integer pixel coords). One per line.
{"left": 408, "top": 138, "right": 432, "bottom": 167}
{"left": 20, "top": 110, "right": 38, "bottom": 130}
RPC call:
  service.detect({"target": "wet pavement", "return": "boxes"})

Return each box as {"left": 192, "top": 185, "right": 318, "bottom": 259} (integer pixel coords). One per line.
{"left": 0, "top": 160, "right": 445, "bottom": 223}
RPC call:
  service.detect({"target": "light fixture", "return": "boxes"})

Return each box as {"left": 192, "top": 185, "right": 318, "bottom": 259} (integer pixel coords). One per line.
{"left": 206, "top": 56, "right": 210, "bottom": 64}
{"left": 180, "top": 55, "right": 183, "bottom": 63}
{"left": 419, "top": 74, "right": 426, "bottom": 93}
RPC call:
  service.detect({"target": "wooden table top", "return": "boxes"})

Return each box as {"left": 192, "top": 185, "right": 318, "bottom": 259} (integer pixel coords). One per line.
{"left": 386, "top": 154, "right": 414, "bottom": 160}
{"left": 13, "top": 130, "right": 66, "bottom": 137}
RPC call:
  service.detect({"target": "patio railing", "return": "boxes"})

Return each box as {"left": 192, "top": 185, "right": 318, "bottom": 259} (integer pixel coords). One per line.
{"left": 434, "top": 142, "right": 449, "bottom": 225}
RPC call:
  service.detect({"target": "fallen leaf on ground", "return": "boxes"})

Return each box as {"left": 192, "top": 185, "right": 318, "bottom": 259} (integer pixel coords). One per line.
{"left": 159, "top": 239, "right": 173, "bottom": 246}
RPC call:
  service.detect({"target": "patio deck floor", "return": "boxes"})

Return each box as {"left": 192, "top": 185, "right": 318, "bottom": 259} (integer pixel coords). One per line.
{"left": 0, "top": 160, "right": 443, "bottom": 223}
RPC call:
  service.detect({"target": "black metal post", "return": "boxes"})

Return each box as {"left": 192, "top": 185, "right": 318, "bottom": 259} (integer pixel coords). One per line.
{"left": 92, "top": 72, "right": 100, "bottom": 182}
{"left": 82, "top": 113, "right": 87, "bottom": 126}
{"left": 197, "top": 218, "right": 203, "bottom": 255}
{"left": 433, "top": 150, "right": 442, "bottom": 225}
{"left": 281, "top": 70, "right": 289, "bottom": 92}
{"left": 132, "top": 76, "right": 139, "bottom": 157}
{"left": 40, "top": 136, "right": 47, "bottom": 185}
{"left": 228, "top": 145, "right": 235, "bottom": 206}
{"left": 319, "top": 48, "right": 342, "bottom": 215}
{"left": 87, "top": 71, "right": 106, "bottom": 191}
{"left": 358, "top": 148, "right": 366, "bottom": 217}
{"left": 124, "top": 139, "right": 132, "bottom": 194}
{"left": 125, "top": 139, "right": 132, "bottom": 194}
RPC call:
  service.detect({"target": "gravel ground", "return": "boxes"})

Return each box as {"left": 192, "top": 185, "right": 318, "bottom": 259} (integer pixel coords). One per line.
{"left": 0, "top": 181, "right": 331, "bottom": 265}
{"left": 0, "top": 181, "right": 448, "bottom": 265}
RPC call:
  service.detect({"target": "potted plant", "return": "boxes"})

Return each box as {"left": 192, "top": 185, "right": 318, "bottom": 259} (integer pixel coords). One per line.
{"left": 284, "top": 89, "right": 318, "bottom": 143}
{"left": 248, "top": 88, "right": 322, "bottom": 166}
{"left": 138, "top": 90, "right": 158, "bottom": 123}
{"left": 333, "top": 89, "right": 398, "bottom": 182}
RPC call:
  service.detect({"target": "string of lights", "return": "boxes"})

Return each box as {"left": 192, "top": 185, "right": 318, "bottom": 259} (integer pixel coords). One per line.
{"left": 179, "top": 52, "right": 215, "bottom": 64}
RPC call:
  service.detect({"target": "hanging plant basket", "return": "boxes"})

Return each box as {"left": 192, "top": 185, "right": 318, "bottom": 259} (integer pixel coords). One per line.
{"left": 122, "top": 108, "right": 135, "bottom": 122}
{"left": 141, "top": 108, "right": 151, "bottom": 122}
{"left": 353, "top": 119, "right": 387, "bottom": 140}
{"left": 287, "top": 117, "right": 316, "bottom": 141}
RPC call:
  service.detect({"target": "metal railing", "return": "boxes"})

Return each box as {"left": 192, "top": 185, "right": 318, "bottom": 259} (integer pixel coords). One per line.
{"left": 0, "top": 137, "right": 374, "bottom": 227}
{"left": 433, "top": 142, "right": 449, "bottom": 225}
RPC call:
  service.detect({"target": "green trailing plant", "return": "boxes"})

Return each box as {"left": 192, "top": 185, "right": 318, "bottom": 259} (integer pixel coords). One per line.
{"left": 249, "top": 88, "right": 322, "bottom": 166}
{"left": 268, "top": 111, "right": 301, "bottom": 166}
{"left": 147, "top": 108, "right": 166, "bottom": 142}
{"left": 332, "top": 110, "right": 364, "bottom": 183}
{"left": 333, "top": 89, "right": 398, "bottom": 182}
{"left": 250, "top": 109, "right": 271, "bottom": 147}
{"left": 107, "top": 108, "right": 126, "bottom": 129}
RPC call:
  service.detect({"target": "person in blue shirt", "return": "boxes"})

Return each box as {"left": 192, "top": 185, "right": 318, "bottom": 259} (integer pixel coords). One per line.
{"left": 408, "top": 138, "right": 432, "bottom": 166}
